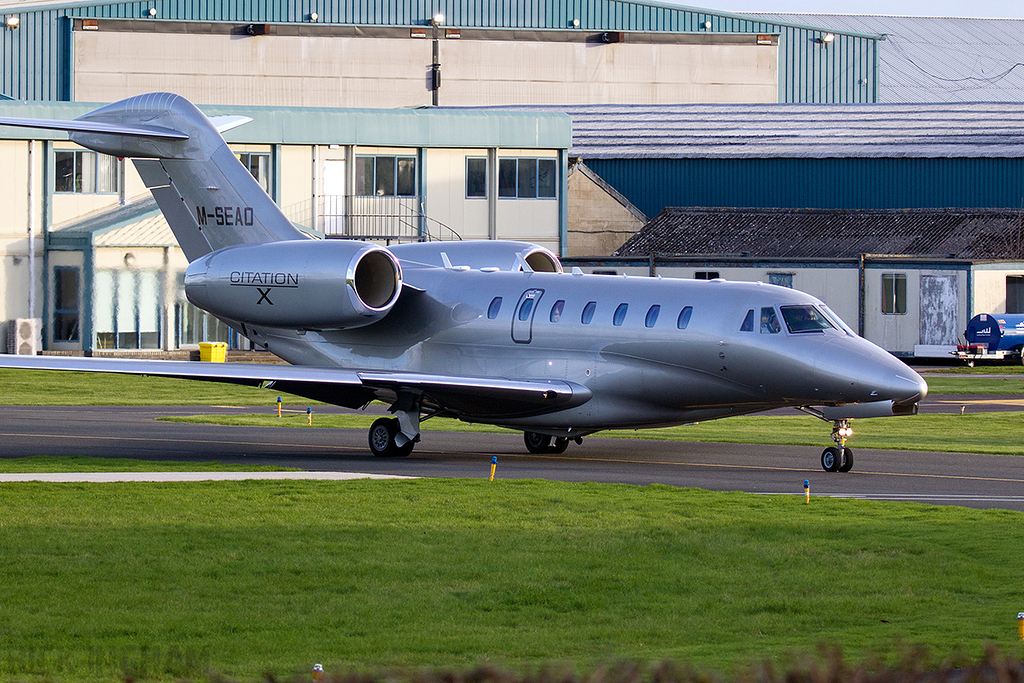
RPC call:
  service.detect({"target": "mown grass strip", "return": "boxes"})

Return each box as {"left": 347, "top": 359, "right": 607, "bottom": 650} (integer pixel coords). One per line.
{"left": 162, "top": 411, "right": 1024, "bottom": 456}
{"left": 0, "top": 456, "right": 299, "bottom": 473}
{"left": 0, "top": 479, "right": 1022, "bottom": 682}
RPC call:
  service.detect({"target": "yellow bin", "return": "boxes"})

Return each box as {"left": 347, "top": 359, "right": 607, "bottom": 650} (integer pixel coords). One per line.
{"left": 198, "top": 341, "right": 227, "bottom": 363}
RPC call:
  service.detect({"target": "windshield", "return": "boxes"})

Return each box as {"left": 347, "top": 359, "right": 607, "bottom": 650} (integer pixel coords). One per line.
{"left": 780, "top": 305, "right": 835, "bottom": 334}
{"left": 819, "top": 304, "right": 857, "bottom": 336}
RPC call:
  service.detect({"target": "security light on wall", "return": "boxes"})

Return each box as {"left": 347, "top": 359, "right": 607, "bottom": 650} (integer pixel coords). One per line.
{"left": 431, "top": 12, "right": 444, "bottom": 26}
{"left": 816, "top": 32, "right": 835, "bottom": 44}
{"left": 147, "top": 7, "right": 157, "bottom": 17}
{"left": 5, "top": 15, "right": 19, "bottom": 29}
{"left": 309, "top": 12, "right": 318, "bottom": 21}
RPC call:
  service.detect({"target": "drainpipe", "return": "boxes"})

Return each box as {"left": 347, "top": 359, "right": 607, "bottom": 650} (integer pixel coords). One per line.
{"left": 28, "top": 140, "right": 36, "bottom": 320}
{"left": 858, "top": 253, "right": 866, "bottom": 337}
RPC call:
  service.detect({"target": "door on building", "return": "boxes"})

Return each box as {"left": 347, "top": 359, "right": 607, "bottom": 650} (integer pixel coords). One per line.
{"left": 322, "top": 159, "right": 346, "bottom": 235}
{"left": 919, "top": 274, "right": 958, "bottom": 346}
{"left": 512, "top": 289, "right": 544, "bottom": 344}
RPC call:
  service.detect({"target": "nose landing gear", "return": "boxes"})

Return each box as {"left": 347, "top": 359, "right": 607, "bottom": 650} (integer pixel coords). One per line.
{"left": 821, "top": 420, "right": 853, "bottom": 473}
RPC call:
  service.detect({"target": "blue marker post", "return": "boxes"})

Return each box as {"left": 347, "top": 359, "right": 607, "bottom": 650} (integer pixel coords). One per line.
{"left": 307, "top": 406, "right": 312, "bottom": 426}
{"left": 277, "top": 396, "right": 282, "bottom": 418}
{"left": 804, "top": 479, "right": 810, "bottom": 504}
{"left": 490, "top": 456, "right": 498, "bottom": 482}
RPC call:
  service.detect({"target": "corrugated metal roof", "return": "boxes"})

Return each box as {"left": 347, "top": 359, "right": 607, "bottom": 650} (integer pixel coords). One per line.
{"left": 754, "top": 14, "right": 1024, "bottom": 103}
{"left": 615, "top": 206, "right": 1024, "bottom": 259}
{"left": 527, "top": 102, "right": 1024, "bottom": 158}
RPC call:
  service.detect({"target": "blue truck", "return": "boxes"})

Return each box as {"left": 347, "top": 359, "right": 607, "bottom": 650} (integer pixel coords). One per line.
{"left": 956, "top": 313, "right": 1024, "bottom": 365}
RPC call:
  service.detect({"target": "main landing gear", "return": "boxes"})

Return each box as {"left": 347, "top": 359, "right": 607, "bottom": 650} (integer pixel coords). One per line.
{"left": 367, "top": 392, "right": 433, "bottom": 458}
{"left": 523, "top": 431, "right": 582, "bottom": 454}
{"left": 820, "top": 420, "right": 853, "bottom": 473}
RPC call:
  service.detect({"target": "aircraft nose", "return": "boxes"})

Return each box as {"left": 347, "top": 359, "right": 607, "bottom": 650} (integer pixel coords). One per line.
{"left": 891, "top": 367, "right": 928, "bottom": 403}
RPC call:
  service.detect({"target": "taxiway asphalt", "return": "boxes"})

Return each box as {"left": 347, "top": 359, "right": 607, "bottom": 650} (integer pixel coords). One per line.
{"left": 0, "top": 394, "right": 1022, "bottom": 511}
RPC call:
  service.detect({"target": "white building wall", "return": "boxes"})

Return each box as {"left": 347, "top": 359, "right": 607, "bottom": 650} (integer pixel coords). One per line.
{"left": 73, "top": 31, "right": 778, "bottom": 107}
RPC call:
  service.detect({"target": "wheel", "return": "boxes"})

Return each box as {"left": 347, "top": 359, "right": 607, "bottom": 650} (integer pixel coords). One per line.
{"left": 524, "top": 431, "right": 553, "bottom": 454}
{"left": 821, "top": 447, "right": 840, "bottom": 472}
{"left": 550, "top": 437, "right": 569, "bottom": 454}
{"left": 838, "top": 447, "right": 854, "bottom": 473}
{"left": 368, "top": 417, "right": 413, "bottom": 457}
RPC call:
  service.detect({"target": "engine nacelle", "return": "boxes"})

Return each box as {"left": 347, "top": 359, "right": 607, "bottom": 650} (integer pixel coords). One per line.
{"left": 184, "top": 240, "right": 402, "bottom": 329}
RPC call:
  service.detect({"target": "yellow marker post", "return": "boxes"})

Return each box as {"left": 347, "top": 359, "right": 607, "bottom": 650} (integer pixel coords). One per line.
{"left": 804, "top": 479, "right": 810, "bottom": 504}
{"left": 1018, "top": 612, "right": 1024, "bottom": 640}
{"left": 307, "top": 407, "right": 312, "bottom": 426}
{"left": 277, "top": 396, "right": 282, "bottom": 418}
{"left": 490, "top": 456, "right": 498, "bottom": 481}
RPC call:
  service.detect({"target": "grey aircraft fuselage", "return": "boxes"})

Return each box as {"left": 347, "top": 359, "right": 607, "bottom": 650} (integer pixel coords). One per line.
{"left": 0, "top": 92, "right": 927, "bottom": 470}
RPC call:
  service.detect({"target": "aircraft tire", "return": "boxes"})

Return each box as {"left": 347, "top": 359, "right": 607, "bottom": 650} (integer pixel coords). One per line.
{"left": 524, "top": 431, "right": 553, "bottom": 454}
{"left": 838, "top": 447, "right": 854, "bottom": 473}
{"left": 369, "top": 417, "right": 412, "bottom": 457}
{"left": 550, "top": 437, "right": 570, "bottom": 454}
{"left": 821, "top": 447, "right": 840, "bottom": 472}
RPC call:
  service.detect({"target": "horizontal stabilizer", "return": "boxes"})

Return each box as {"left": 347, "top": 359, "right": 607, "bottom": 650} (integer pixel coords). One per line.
{"left": 0, "top": 116, "right": 188, "bottom": 140}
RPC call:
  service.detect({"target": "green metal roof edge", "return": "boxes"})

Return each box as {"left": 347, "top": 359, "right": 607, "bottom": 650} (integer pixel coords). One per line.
{"left": 47, "top": 196, "right": 161, "bottom": 250}
{"left": 0, "top": 101, "right": 571, "bottom": 149}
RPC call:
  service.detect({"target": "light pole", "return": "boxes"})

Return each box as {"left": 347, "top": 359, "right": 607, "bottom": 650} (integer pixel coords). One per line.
{"left": 430, "top": 12, "right": 444, "bottom": 106}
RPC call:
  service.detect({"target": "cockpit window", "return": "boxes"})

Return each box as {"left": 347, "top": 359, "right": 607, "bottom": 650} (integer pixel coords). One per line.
{"left": 760, "top": 307, "right": 781, "bottom": 334}
{"left": 740, "top": 309, "right": 755, "bottom": 332}
{"left": 780, "top": 305, "right": 834, "bottom": 333}
{"left": 819, "top": 304, "right": 856, "bottom": 336}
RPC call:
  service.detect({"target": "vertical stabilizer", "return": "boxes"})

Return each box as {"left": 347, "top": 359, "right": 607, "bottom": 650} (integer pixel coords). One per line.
{"left": 0, "top": 92, "right": 307, "bottom": 261}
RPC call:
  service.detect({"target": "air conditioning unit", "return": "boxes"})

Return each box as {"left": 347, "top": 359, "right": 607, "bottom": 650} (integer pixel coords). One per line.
{"left": 6, "top": 318, "right": 40, "bottom": 355}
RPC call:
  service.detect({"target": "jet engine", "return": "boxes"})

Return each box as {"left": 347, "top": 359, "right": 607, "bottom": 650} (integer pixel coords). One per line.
{"left": 184, "top": 240, "right": 402, "bottom": 329}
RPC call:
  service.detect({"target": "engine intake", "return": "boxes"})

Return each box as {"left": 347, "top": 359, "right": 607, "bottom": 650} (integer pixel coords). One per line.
{"left": 184, "top": 240, "right": 402, "bottom": 329}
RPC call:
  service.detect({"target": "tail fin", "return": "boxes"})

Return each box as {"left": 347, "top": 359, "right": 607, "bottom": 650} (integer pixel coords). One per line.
{"left": 0, "top": 92, "right": 306, "bottom": 261}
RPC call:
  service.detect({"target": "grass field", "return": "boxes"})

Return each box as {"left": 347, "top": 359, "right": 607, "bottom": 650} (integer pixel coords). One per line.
{"left": 1, "top": 477, "right": 1022, "bottom": 683}
{"left": 0, "top": 367, "right": 1020, "bottom": 407}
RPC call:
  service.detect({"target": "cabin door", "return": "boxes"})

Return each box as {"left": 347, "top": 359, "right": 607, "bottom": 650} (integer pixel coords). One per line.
{"left": 512, "top": 289, "right": 544, "bottom": 344}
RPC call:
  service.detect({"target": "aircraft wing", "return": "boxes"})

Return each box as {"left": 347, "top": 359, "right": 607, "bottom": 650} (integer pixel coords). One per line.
{"left": 0, "top": 356, "right": 590, "bottom": 418}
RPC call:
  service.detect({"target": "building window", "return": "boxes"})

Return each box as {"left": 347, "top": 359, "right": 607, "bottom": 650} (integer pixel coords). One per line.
{"left": 694, "top": 271, "right": 719, "bottom": 280}
{"left": 94, "top": 270, "right": 161, "bottom": 350}
{"left": 768, "top": 272, "right": 794, "bottom": 288}
{"left": 54, "top": 150, "right": 119, "bottom": 194}
{"left": 498, "top": 158, "right": 557, "bottom": 199}
{"left": 236, "top": 152, "right": 270, "bottom": 192}
{"left": 1007, "top": 276, "right": 1024, "bottom": 314}
{"left": 53, "top": 267, "right": 80, "bottom": 342}
{"left": 882, "top": 273, "right": 907, "bottom": 315}
{"left": 356, "top": 155, "right": 416, "bottom": 196}
{"left": 466, "top": 157, "right": 487, "bottom": 198}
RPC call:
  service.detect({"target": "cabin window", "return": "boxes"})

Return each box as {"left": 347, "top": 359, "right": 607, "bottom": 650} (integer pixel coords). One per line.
{"left": 53, "top": 267, "right": 80, "bottom": 342}
{"left": 54, "top": 150, "right": 119, "bottom": 194}
{"left": 487, "top": 297, "right": 502, "bottom": 319}
{"left": 581, "top": 301, "right": 597, "bottom": 325}
{"left": 498, "top": 158, "right": 557, "bottom": 199}
{"left": 882, "top": 273, "right": 907, "bottom": 315}
{"left": 677, "top": 306, "right": 693, "bottom": 329}
{"left": 356, "top": 155, "right": 416, "bottom": 197}
{"left": 518, "top": 298, "right": 535, "bottom": 321}
{"left": 613, "top": 303, "right": 628, "bottom": 326}
{"left": 466, "top": 157, "right": 487, "bottom": 198}
{"left": 694, "top": 271, "right": 719, "bottom": 280}
{"left": 740, "top": 309, "right": 755, "bottom": 332}
{"left": 550, "top": 300, "right": 565, "bottom": 323}
{"left": 645, "top": 305, "right": 660, "bottom": 328}
{"left": 760, "top": 307, "right": 781, "bottom": 334}
{"left": 235, "top": 152, "right": 270, "bottom": 192}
